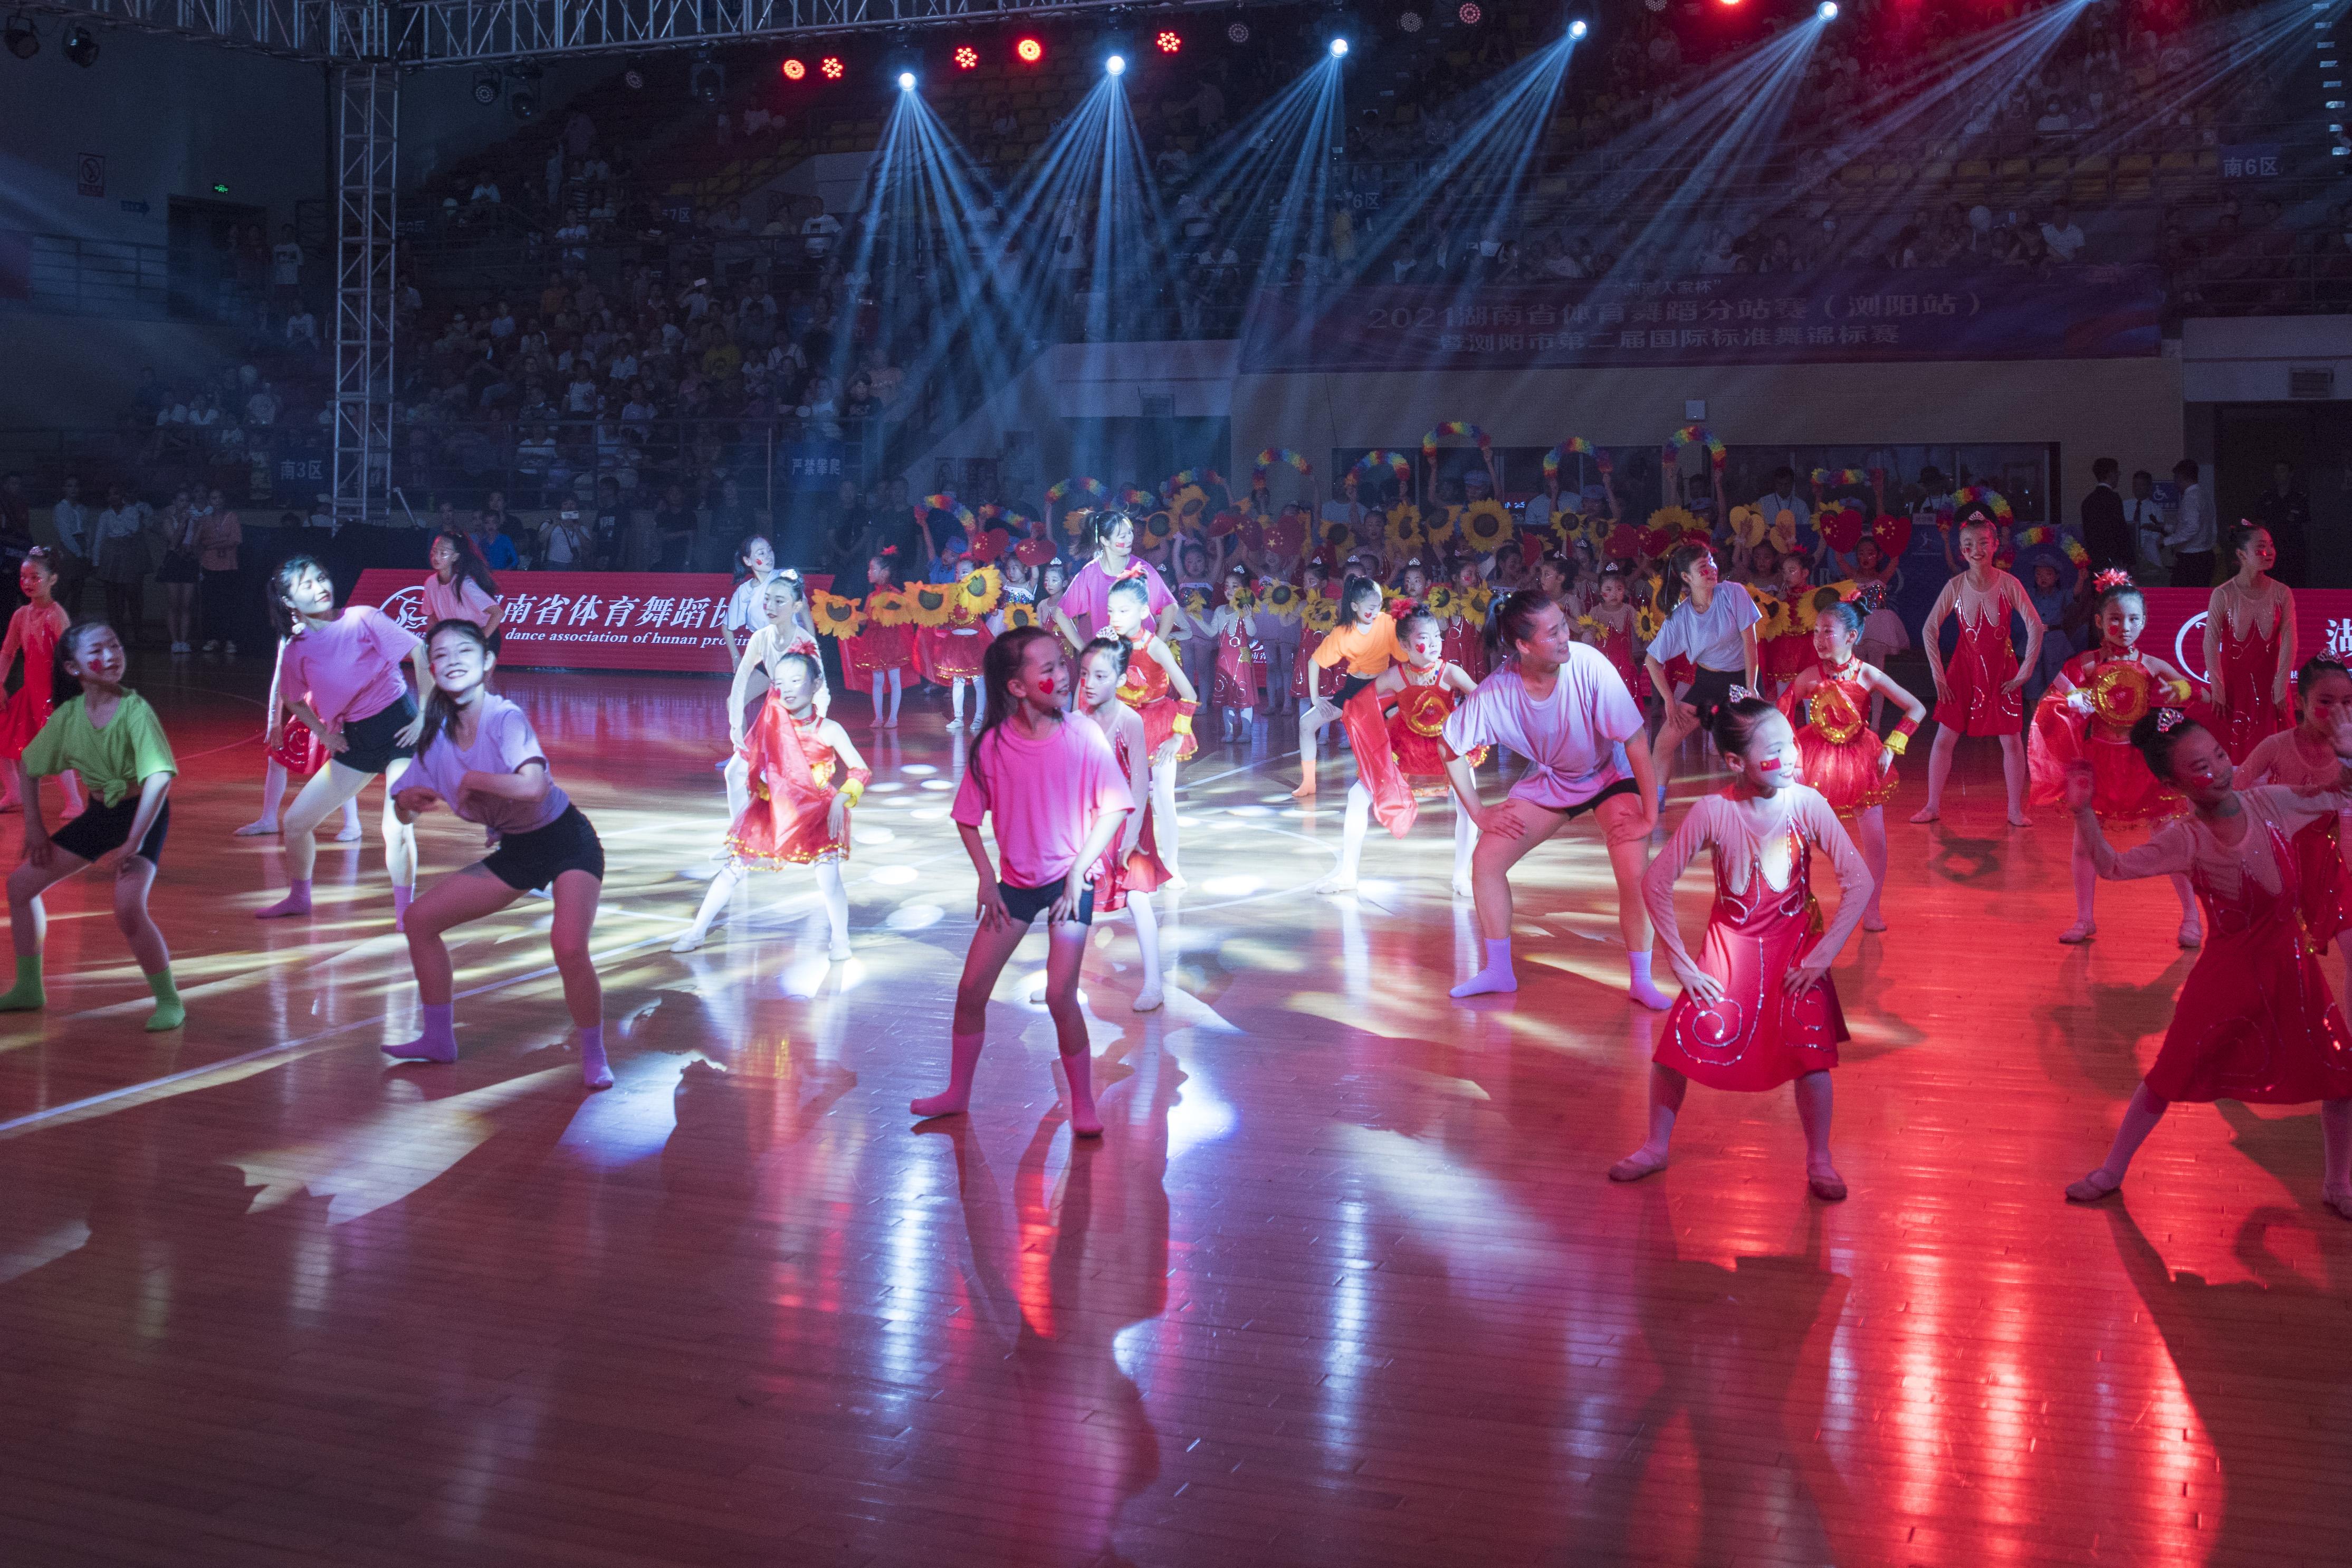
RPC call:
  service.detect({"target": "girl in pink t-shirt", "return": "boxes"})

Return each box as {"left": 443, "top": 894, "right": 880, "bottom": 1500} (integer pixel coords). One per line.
{"left": 230, "top": 630, "right": 364, "bottom": 844}
{"left": 422, "top": 530, "right": 505, "bottom": 635}
{"left": 913, "top": 626, "right": 1134, "bottom": 1136}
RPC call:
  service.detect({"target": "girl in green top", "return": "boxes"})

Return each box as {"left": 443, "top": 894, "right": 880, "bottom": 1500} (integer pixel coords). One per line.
{"left": 1, "top": 620, "right": 184, "bottom": 1030}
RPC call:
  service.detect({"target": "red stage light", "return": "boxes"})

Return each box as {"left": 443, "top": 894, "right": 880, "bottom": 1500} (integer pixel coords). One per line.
{"left": 781, "top": 58, "right": 806, "bottom": 80}
{"left": 1156, "top": 30, "right": 1182, "bottom": 53}
{"left": 820, "top": 56, "right": 844, "bottom": 79}
{"left": 953, "top": 44, "right": 978, "bottom": 69}
{"left": 1458, "top": 2, "right": 1482, "bottom": 23}
{"left": 1015, "top": 36, "right": 1044, "bottom": 63}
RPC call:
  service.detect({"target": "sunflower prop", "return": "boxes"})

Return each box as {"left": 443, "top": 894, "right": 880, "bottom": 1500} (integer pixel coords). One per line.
{"left": 1752, "top": 594, "right": 1788, "bottom": 640}
{"left": 1229, "top": 585, "right": 1263, "bottom": 616}
{"left": 1767, "top": 509, "right": 1799, "bottom": 556}
{"left": 1422, "top": 584, "right": 1458, "bottom": 619}
{"left": 1816, "top": 505, "right": 1865, "bottom": 554}
{"left": 1351, "top": 450, "right": 1415, "bottom": 489}
{"left": 1663, "top": 423, "right": 1727, "bottom": 471}
{"left": 1321, "top": 518, "right": 1352, "bottom": 548}
{"left": 1948, "top": 485, "right": 2014, "bottom": 525}
{"left": 1387, "top": 509, "right": 1427, "bottom": 554}
{"left": 1180, "top": 586, "right": 1211, "bottom": 622}
{"left": 1542, "top": 436, "right": 1613, "bottom": 479}
{"left": 1302, "top": 594, "right": 1340, "bottom": 635}
{"left": 811, "top": 590, "right": 866, "bottom": 640}
{"left": 907, "top": 582, "right": 957, "bottom": 627}
{"left": 1647, "top": 505, "right": 1704, "bottom": 540}
{"left": 1170, "top": 483, "right": 1212, "bottom": 529}
{"left": 1259, "top": 581, "right": 1302, "bottom": 622}
{"left": 1634, "top": 603, "right": 1665, "bottom": 641}
{"left": 1454, "top": 499, "right": 1513, "bottom": 554}
{"left": 1459, "top": 585, "right": 1494, "bottom": 627}
{"left": 866, "top": 586, "right": 913, "bottom": 627}
{"left": 1253, "top": 447, "right": 1313, "bottom": 482}
{"left": 1001, "top": 601, "right": 1039, "bottom": 630}
{"left": 956, "top": 567, "right": 1003, "bottom": 618}
{"left": 1871, "top": 513, "right": 1913, "bottom": 559}
{"left": 1142, "top": 509, "right": 1175, "bottom": 543}
{"left": 1421, "top": 422, "right": 1493, "bottom": 462}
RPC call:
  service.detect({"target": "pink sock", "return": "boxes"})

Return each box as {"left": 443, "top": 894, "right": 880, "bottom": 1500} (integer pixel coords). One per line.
{"left": 579, "top": 1022, "right": 612, "bottom": 1089}
{"left": 385, "top": 1002, "right": 457, "bottom": 1063}
{"left": 257, "top": 878, "right": 313, "bottom": 919}
{"left": 911, "top": 1030, "right": 985, "bottom": 1119}
{"left": 393, "top": 884, "right": 413, "bottom": 932}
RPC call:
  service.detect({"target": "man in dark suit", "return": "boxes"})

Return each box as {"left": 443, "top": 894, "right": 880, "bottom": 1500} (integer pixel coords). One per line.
{"left": 2253, "top": 461, "right": 2312, "bottom": 587}
{"left": 2080, "top": 456, "right": 2131, "bottom": 572}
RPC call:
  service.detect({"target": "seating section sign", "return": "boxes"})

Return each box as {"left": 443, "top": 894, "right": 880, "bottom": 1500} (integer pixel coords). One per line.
{"left": 349, "top": 570, "right": 833, "bottom": 673}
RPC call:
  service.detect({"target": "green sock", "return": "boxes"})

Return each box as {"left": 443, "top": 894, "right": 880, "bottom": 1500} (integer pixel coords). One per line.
{"left": 0, "top": 954, "right": 43, "bottom": 1012}
{"left": 144, "top": 969, "right": 184, "bottom": 1032}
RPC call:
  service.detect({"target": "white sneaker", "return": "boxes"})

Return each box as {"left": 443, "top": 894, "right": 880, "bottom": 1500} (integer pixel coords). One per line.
{"left": 224, "top": 642, "right": 236, "bottom": 655}
{"left": 201, "top": 640, "right": 219, "bottom": 653}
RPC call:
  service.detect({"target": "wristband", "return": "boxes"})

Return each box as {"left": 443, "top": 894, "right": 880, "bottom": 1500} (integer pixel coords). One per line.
{"left": 1172, "top": 713, "right": 1195, "bottom": 737}
{"left": 2167, "top": 677, "right": 2194, "bottom": 702}
{"left": 1882, "top": 731, "right": 1908, "bottom": 757}
{"left": 1893, "top": 715, "right": 1921, "bottom": 739}
{"left": 838, "top": 779, "right": 865, "bottom": 809}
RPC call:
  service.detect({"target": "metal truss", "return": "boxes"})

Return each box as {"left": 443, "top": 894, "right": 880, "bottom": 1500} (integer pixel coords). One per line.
{"left": 9, "top": 0, "right": 369, "bottom": 61}
{"left": 332, "top": 64, "right": 397, "bottom": 522}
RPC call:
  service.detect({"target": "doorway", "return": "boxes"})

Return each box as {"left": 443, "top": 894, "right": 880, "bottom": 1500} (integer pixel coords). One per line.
{"left": 2214, "top": 401, "right": 2352, "bottom": 587}
{"left": 167, "top": 196, "right": 266, "bottom": 322}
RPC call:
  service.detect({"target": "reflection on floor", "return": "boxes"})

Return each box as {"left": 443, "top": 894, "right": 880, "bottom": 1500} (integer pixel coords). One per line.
{"left": 0, "top": 663, "right": 2342, "bottom": 1566}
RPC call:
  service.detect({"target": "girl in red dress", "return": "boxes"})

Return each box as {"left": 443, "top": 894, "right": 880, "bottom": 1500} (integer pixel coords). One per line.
{"left": 1613, "top": 694, "right": 1874, "bottom": 1201}
{"left": 1106, "top": 572, "right": 1198, "bottom": 884}
{"left": 2063, "top": 709, "right": 2352, "bottom": 1218}
{"left": 1078, "top": 636, "right": 1170, "bottom": 1010}
{"left": 1313, "top": 604, "right": 1484, "bottom": 896}
{"left": 916, "top": 558, "right": 996, "bottom": 732}
{"left": 838, "top": 550, "right": 913, "bottom": 729}
{"left": 1206, "top": 565, "right": 1265, "bottom": 743}
{"left": 1760, "top": 553, "right": 1819, "bottom": 699}
{"left": 1913, "top": 517, "right": 2042, "bottom": 825}
{"left": 1580, "top": 564, "right": 1649, "bottom": 707}
{"left": 1440, "top": 557, "right": 1490, "bottom": 685}
{"left": 1304, "top": 575, "right": 1416, "bottom": 833}
{"left": 0, "top": 551, "right": 85, "bottom": 821}
{"left": 2026, "top": 573, "right": 2202, "bottom": 945}
{"left": 1779, "top": 599, "right": 1925, "bottom": 933}
{"left": 2202, "top": 521, "right": 2294, "bottom": 762}
{"left": 672, "top": 650, "right": 870, "bottom": 959}
{"left": 2239, "top": 657, "right": 2352, "bottom": 982}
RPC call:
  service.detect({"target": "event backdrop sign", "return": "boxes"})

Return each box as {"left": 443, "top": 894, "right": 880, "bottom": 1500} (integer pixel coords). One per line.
{"left": 348, "top": 570, "right": 831, "bottom": 674}
{"left": 1238, "top": 267, "right": 2165, "bottom": 374}
{"left": 2136, "top": 588, "right": 2352, "bottom": 687}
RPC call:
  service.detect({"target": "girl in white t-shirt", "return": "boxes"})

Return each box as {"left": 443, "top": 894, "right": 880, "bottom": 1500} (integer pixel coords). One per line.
{"left": 912, "top": 627, "right": 1135, "bottom": 1136}
{"left": 1643, "top": 543, "right": 1762, "bottom": 795}
{"left": 721, "top": 533, "right": 779, "bottom": 666}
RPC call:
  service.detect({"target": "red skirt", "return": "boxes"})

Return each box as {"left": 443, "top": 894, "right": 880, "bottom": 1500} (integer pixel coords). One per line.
{"left": 840, "top": 622, "right": 913, "bottom": 686}
{"left": 1796, "top": 730, "right": 1896, "bottom": 817}
{"left": 726, "top": 702, "right": 850, "bottom": 868}
{"left": 1213, "top": 638, "right": 1264, "bottom": 710}
{"left": 2294, "top": 814, "right": 2352, "bottom": 949}
{"left": 2145, "top": 907, "right": 2352, "bottom": 1105}
{"left": 917, "top": 624, "right": 991, "bottom": 683}
{"left": 1655, "top": 884, "right": 1846, "bottom": 1092}
{"left": 2026, "top": 703, "right": 2180, "bottom": 824}
{"left": 1341, "top": 683, "right": 1416, "bottom": 838}
{"left": 1390, "top": 684, "right": 1484, "bottom": 792}
{"left": 1094, "top": 806, "right": 1170, "bottom": 913}
{"left": 1934, "top": 616, "right": 2022, "bottom": 737}
{"left": 1136, "top": 696, "right": 1198, "bottom": 761}
{"left": 1441, "top": 619, "right": 1488, "bottom": 686}
{"left": 0, "top": 687, "right": 53, "bottom": 761}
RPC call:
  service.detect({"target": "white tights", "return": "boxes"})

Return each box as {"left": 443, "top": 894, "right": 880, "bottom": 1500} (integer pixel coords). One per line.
{"left": 869, "top": 668, "right": 902, "bottom": 725}
{"left": 1322, "top": 779, "right": 1476, "bottom": 893}
{"left": 676, "top": 857, "right": 850, "bottom": 957}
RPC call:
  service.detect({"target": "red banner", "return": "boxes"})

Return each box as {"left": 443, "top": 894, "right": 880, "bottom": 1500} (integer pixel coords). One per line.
{"left": 2136, "top": 588, "right": 2352, "bottom": 685}
{"left": 348, "top": 570, "right": 833, "bottom": 673}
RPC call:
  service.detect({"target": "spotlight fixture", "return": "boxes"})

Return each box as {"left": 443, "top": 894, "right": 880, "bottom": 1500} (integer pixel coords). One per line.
{"left": 471, "top": 70, "right": 501, "bottom": 105}
{"left": 1016, "top": 36, "right": 1045, "bottom": 63}
{"left": 1398, "top": 11, "right": 1422, "bottom": 33}
{"left": 1569, "top": 18, "right": 1588, "bottom": 38}
{"left": 897, "top": 70, "right": 916, "bottom": 90}
{"left": 781, "top": 58, "right": 806, "bottom": 80}
{"left": 1156, "top": 30, "right": 1182, "bottom": 54}
{"left": 510, "top": 81, "right": 539, "bottom": 119}
{"left": 953, "top": 43, "right": 978, "bottom": 69}
{"left": 62, "top": 22, "right": 94, "bottom": 66}
{"left": 1106, "top": 52, "right": 1125, "bottom": 75}
{"left": 820, "top": 55, "right": 844, "bottom": 79}
{"left": 691, "top": 56, "right": 724, "bottom": 102}
{"left": 5, "top": 15, "right": 37, "bottom": 60}
{"left": 623, "top": 68, "right": 645, "bottom": 89}
{"left": 1457, "top": 3, "right": 1480, "bottom": 24}
{"left": 1227, "top": 21, "right": 1250, "bottom": 44}
{"left": 1329, "top": 37, "right": 1349, "bottom": 58}
{"left": 1816, "top": 1, "right": 1838, "bottom": 17}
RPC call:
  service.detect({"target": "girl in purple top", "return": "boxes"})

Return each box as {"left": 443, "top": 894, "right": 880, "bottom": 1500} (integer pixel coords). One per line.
{"left": 387, "top": 619, "right": 611, "bottom": 1088}
{"left": 1049, "top": 511, "right": 1195, "bottom": 647}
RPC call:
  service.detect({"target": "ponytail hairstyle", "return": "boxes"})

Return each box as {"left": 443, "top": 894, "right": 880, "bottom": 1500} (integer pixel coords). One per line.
{"left": 734, "top": 533, "right": 775, "bottom": 584}
{"left": 2129, "top": 706, "right": 2202, "bottom": 783}
{"left": 1658, "top": 541, "right": 1715, "bottom": 617}
{"left": 969, "top": 625, "right": 1061, "bottom": 795}
{"left": 417, "top": 618, "right": 495, "bottom": 752}
{"left": 265, "top": 554, "right": 332, "bottom": 638}
{"left": 868, "top": 548, "right": 903, "bottom": 590}
{"left": 2089, "top": 567, "right": 2143, "bottom": 618}
{"left": 2224, "top": 520, "right": 2269, "bottom": 568}
{"left": 1484, "top": 587, "right": 1557, "bottom": 665}
{"left": 2296, "top": 656, "right": 2352, "bottom": 722}
{"left": 1085, "top": 509, "right": 1139, "bottom": 557}
{"left": 432, "top": 528, "right": 501, "bottom": 604}
{"left": 1338, "top": 572, "right": 1384, "bottom": 623}
{"left": 51, "top": 618, "right": 117, "bottom": 704}
{"left": 1703, "top": 691, "right": 1780, "bottom": 759}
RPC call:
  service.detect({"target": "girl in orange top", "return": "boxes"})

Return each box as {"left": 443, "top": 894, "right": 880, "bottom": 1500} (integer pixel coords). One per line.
{"left": 1105, "top": 572, "right": 1198, "bottom": 884}
{"left": 1302, "top": 575, "right": 1414, "bottom": 827}
{"left": 1314, "top": 604, "right": 1484, "bottom": 895}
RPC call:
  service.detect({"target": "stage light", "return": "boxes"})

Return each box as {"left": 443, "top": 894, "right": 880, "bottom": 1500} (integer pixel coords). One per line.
{"left": 5, "top": 16, "right": 38, "bottom": 60}
{"left": 953, "top": 43, "right": 978, "bottom": 69}
{"left": 1458, "top": 3, "right": 1481, "bottom": 23}
{"left": 691, "top": 58, "right": 724, "bottom": 101}
{"left": 1399, "top": 11, "right": 1422, "bottom": 33}
{"left": 1569, "top": 18, "right": 1588, "bottom": 39}
{"left": 1329, "top": 37, "right": 1349, "bottom": 57}
{"left": 1227, "top": 21, "right": 1249, "bottom": 43}
{"left": 897, "top": 70, "right": 916, "bottom": 90}
{"left": 62, "top": 23, "right": 93, "bottom": 65}
{"left": 1016, "top": 36, "right": 1044, "bottom": 63}
{"left": 1817, "top": 1, "right": 1838, "bottom": 17}
{"left": 1156, "top": 30, "right": 1181, "bottom": 53}
{"left": 820, "top": 56, "right": 844, "bottom": 79}
{"left": 1106, "top": 53, "right": 1125, "bottom": 75}
{"left": 471, "top": 71, "right": 500, "bottom": 105}
{"left": 781, "top": 58, "right": 806, "bottom": 80}
{"left": 623, "top": 68, "right": 644, "bottom": 89}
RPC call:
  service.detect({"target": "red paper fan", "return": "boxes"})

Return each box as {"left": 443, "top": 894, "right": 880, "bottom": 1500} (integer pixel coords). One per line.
{"left": 1014, "top": 537, "right": 1055, "bottom": 567}
{"left": 1240, "top": 519, "right": 1266, "bottom": 552}
{"left": 1871, "top": 513, "right": 1912, "bottom": 558}
{"left": 1819, "top": 505, "right": 1863, "bottom": 554}
{"left": 1604, "top": 523, "right": 1642, "bottom": 561}
{"left": 1271, "top": 516, "right": 1307, "bottom": 557}
{"left": 968, "top": 527, "right": 1010, "bottom": 565}
{"left": 1209, "top": 509, "right": 1242, "bottom": 538}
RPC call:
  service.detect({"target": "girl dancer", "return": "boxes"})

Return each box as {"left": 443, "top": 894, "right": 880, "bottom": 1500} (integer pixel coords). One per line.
{"left": 919, "top": 559, "right": 995, "bottom": 731}
{"left": 1053, "top": 511, "right": 1184, "bottom": 647}
{"left": 1581, "top": 563, "right": 1649, "bottom": 709}
{"left": 1077, "top": 636, "right": 1168, "bottom": 1010}
{"left": 1911, "top": 517, "right": 2041, "bottom": 826}
{"left": 1643, "top": 543, "right": 1762, "bottom": 795}
{"left": 1301, "top": 574, "right": 1412, "bottom": 824}
{"left": 2026, "top": 573, "right": 2202, "bottom": 945}
{"left": 1611, "top": 695, "right": 1872, "bottom": 1199}
{"left": 839, "top": 549, "right": 913, "bottom": 728}
{"left": 424, "top": 529, "right": 504, "bottom": 636}
{"left": 1442, "top": 557, "right": 1491, "bottom": 685}
{"left": 1315, "top": 604, "right": 1483, "bottom": 896}
{"left": 912, "top": 627, "right": 1135, "bottom": 1135}
{"left": 2063, "top": 708, "right": 2352, "bottom": 1216}
{"left": 2204, "top": 521, "right": 2294, "bottom": 762}
{"left": 721, "top": 533, "right": 779, "bottom": 666}
{"left": 1293, "top": 562, "right": 1342, "bottom": 777}
{"left": 1207, "top": 565, "right": 1263, "bottom": 743}
{"left": 1441, "top": 591, "right": 1670, "bottom": 1008}
{"left": 0, "top": 551, "right": 85, "bottom": 818}
{"left": 0, "top": 620, "right": 184, "bottom": 1030}
{"left": 1781, "top": 599, "right": 1923, "bottom": 933}
{"left": 233, "top": 633, "right": 363, "bottom": 842}
{"left": 1105, "top": 573, "right": 1197, "bottom": 880}
{"left": 385, "top": 620, "right": 612, "bottom": 1087}
{"left": 723, "top": 572, "right": 824, "bottom": 821}
{"left": 673, "top": 648, "right": 868, "bottom": 960}
{"left": 254, "top": 557, "right": 428, "bottom": 925}
{"left": 2242, "top": 658, "right": 2352, "bottom": 980}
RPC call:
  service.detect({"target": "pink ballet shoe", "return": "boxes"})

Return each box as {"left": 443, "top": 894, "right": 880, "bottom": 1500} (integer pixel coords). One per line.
{"left": 1608, "top": 1149, "right": 1669, "bottom": 1183}
{"left": 1806, "top": 1163, "right": 1849, "bottom": 1202}
{"left": 2064, "top": 1168, "right": 2124, "bottom": 1203}
{"left": 2057, "top": 922, "right": 2096, "bottom": 944}
{"left": 2177, "top": 918, "right": 2203, "bottom": 950}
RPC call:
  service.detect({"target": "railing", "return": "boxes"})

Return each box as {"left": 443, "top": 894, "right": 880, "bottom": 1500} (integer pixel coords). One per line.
{"left": 1, "top": 233, "right": 171, "bottom": 319}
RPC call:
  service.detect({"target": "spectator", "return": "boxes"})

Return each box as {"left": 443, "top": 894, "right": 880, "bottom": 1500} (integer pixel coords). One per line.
{"left": 2040, "top": 203, "right": 2086, "bottom": 263}
{"left": 156, "top": 490, "right": 202, "bottom": 653}
{"left": 471, "top": 510, "right": 521, "bottom": 572}
{"left": 2252, "top": 461, "right": 2312, "bottom": 587}
{"left": 195, "top": 486, "right": 242, "bottom": 654}
{"left": 246, "top": 382, "right": 280, "bottom": 427}
{"left": 2080, "top": 457, "right": 2131, "bottom": 573}
{"left": 91, "top": 484, "right": 149, "bottom": 639}
{"left": 541, "top": 500, "right": 592, "bottom": 567}
{"left": 285, "top": 306, "right": 318, "bottom": 349}
{"left": 801, "top": 199, "right": 841, "bottom": 262}
{"left": 2164, "top": 457, "right": 2215, "bottom": 587}
{"left": 49, "top": 475, "right": 90, "bottom": 614}
{"left": 653, "top": 484, "right": 697, "bottom": 571}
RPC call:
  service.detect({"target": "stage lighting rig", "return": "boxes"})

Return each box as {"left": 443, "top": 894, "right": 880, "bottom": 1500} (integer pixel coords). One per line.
{"left": 1399, "top": 11, "right": 1422, "bottom": 33}
{"left": 623, "top": 68, "right": 645, "bottom": 89}
{"left": 821, "top": 56, "right": 845, "bottom": 79}
{"left": 471, "top": 70, "right": 500, "bottom": 104}
{"left": 691, "top": 54, "right": 724, "bottom": 102}
{"left": 5, "top": 15, "right": 38, "bottom": 60}
{"left": 1227, "top": 21, "right": 1250, "bottom": 43}
{"left": 1106, "top": 53, "right": 1126, "bottom": 76}
{"left": 781, "top": 58, "right": 806, "bottom": 80}
{"left": 508, "top": 63, "right": 542, "bottom": 120}
{"left": 1569, "top": 19, "right": 1588, "bottom": 40}
{"left": 1817, "top": 1, "right": 1838, "bottom": 18}
{"left": 1457, "top": 3, "right": 1481, "bottom": 24}
{"left": 62, "top": 22, "right": 94, "bottom": 65}
{"left": 1329, "top": 37, "right": 1349, "bottom": 58}
{"left": 1156, "top": 30, "right": 1182, "bottom": 54}
{"left": 954, "top": 43, "right": 979, "bottom": 69}
{"left": 1016, "top": 35, "right": 1046, "bottom": 63}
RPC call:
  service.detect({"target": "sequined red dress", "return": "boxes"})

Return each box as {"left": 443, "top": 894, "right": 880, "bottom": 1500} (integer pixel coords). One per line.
{"left": 1388, "top": 665, "right": 1486, "bottom": 795}
{"left": 1440, "top": 612, "right": 1489, "bottom": 686}
{"left": 1930, "top": 570, "right": 2032, "bottom": 737}
{"left": 2239, "top": 730, "right": 2352, "bottom": 947}
{"left": 1092, "top": 719, "right": 1170, "bottom": 912}
{"left": 1781, "top": 661, "right": 1896, "bottom": 817}
{"left": 0, "top": 604, "right": 64, "bottom": 761}
{"left": 1586, "top": 608, "right": 1648, "bottom": 703}
{"left": 2085, "top": 788, "right": 2352, "bottom": 1104}
{"left": 1642, "top": 788, "right": 1872, "bottom": 1093}
{"left": 915, "top": 610, "right": 992, "bottom": 683}
{"left": 2026, "top": 650, "right": 2186, "bottom": 824}
{"left": 1212, "top": 615, "right": 1264, "bottom": 709}
{"left": 1116, "top": 634, "right": 1197, "bottom": 759}
{"left": 727, "top": 701, "right": 871, "bottom": 868}
{"left": 2210, "top": 589, "right": 2290, "bottom": 762}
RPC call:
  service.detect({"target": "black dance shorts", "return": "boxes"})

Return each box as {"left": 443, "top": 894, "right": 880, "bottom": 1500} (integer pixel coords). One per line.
{"left": 1682, "top": 665, "right": 1743, "bottom": 714}
{"left": 334, "top": 694, "right": 420, "bottom": 776}
{"left": 999, "top": 875, "right": 1095, "bottom": 928}
{"left": 52, "top": 797, "right": 169, "bottom": 868}
{"left": 481, "top": 804, "right": 605, "bottom": 892}
{"left": 1563, "top": 777, "right": 1641, "bottom": 820}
